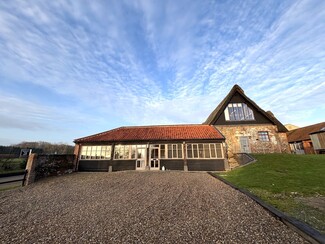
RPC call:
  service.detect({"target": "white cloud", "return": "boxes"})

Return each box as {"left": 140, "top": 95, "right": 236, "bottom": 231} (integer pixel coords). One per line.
{"left": 0, "top": 0, "right": 324, "bottom": 145}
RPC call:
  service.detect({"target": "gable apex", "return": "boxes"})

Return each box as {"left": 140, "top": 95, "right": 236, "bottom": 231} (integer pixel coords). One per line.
{"left": 203, "top": 85, "right": 288, "bottom": 132}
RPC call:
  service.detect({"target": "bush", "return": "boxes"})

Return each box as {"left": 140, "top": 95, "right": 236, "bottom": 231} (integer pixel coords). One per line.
{"left": 35, "top": 155, "right": 75, "bottom": 180}
{"left": 20, "top": 159, "right": 27, "bottom": 169}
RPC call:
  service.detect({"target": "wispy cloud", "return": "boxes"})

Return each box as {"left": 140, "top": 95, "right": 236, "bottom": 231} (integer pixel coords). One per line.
{"left": 0, "top": 0, "right": 324, "bottom": 144}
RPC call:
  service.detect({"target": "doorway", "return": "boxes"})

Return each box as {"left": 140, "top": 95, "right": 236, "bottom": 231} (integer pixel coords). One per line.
{"left": 149, "top": 145, "right": 160, "bottom": 170}
{"left": 240, "top": 136, "right": 251, "bottom": 153}
{"left": 136, "top": 146, "right": 146, "bottom": 170}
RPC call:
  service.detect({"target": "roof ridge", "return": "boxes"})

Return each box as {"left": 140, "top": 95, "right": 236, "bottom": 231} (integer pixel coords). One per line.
{"left": 289, "top": 121, "right": 325, "bottom": 133}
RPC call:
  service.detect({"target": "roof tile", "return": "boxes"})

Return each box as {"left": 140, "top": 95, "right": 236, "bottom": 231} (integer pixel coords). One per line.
{"left": 74, "top": 125, "right": 224, "bottom": 143}
{"left": 287, "top": 122, "right": 325, "bottom": 142}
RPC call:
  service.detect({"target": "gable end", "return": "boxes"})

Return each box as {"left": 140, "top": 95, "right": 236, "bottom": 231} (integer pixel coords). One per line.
{"left": 204, "top": 85, "right": 288, "bottom": 132}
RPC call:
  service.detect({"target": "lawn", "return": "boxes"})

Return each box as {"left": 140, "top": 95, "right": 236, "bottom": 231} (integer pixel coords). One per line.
{"left": 0, "top": 158, "right": 26, "bottom": 174}
{"left": 217, "top": 153, "right": 325, "bottom": 234}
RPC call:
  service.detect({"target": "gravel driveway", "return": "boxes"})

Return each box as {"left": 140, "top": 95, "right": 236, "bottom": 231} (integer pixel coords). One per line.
{"left": 0, "top": 171, "right": 306, "bottom": 243}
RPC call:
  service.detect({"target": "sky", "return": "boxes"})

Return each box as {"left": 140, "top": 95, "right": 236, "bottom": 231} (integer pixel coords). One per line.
{"left": 0, "top": 0, "right": 324, "bottom": 146}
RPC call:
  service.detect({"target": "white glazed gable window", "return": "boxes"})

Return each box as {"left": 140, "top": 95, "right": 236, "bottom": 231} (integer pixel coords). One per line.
{"left": 224, "top": 103, "right": 254, "bottom": 121}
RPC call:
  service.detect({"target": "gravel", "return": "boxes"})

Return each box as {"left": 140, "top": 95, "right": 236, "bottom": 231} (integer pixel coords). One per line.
{"left": 0, "top": 171, "right": 307, "bottom": 243}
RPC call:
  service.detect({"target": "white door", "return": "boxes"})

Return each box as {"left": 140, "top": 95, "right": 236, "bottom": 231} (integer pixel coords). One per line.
{"left": 136, "top": 147, "right": 146, "bottom": 170}
{"left": 149, "top": 145, "right": 160, "bottom": 170}
{"left": 240, "top": 136, "right": 251, "bottom": 153}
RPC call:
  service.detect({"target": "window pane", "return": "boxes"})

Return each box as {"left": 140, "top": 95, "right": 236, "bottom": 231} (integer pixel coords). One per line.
{"left": 91, "top": 147, "right": 96, "bottom": 159}
{"left": 124, "top": 146, "right": 130, "bottom": 159}
{"left": 106, "top": 146, "right": 111, "bottom": 159}
{"left": 193, "top": 144, "right": 198, "bottom": 158}
{"left": 243, "top": 104, "right": 248, "bottom": 119}
{"left": 168, "top": 144, "right": 172, "bottom": 158}
{"left": 233, "top": 104, "right": 239, "bottom": 120}
{"left": 224, "top": 107, "right": 230, "bottom": 121}
{"left": 198, "top": 144, "right": 204, "bottom": 158}
{"left": 172, "top": 144, "right": 177, "bottom": 158}
{"left": 237, "top": 104, "right": 244, "bottom": 120}
{"left": 228, "top": 106, "right": 234, "bottom": 120}
{"left": 100, "top": 146, "right": 105, "bottom": 159}
{"left": 178, "top": 144, "right": 183, "bottom": 159}
{"left": 247, "top": 106, "right": 254, "bottom": 120}
{"left": 80, "top": 146, "right": 87, "bottom": 159}
{"left": 187, "top": 144, "right": 192, "bottom": 158}
{"left": 151, "top": 148, "right": 158, "bottom": 158}
{"left": 227, "top": 103, "right": 254, "bottom": 121}
{"left": 258, "top": 132, "right": 269, "bottom": 142}
{"left": 84, "top": 147, "right": 89, "bottom": 159}
{"left": 114, "top": 146, "right": 119, "bottom": 159}
{"left": 160, "top": 144, "right": 165, "bottom": 159}
{"left": 131, "top": 145, "right": 136, "bottom": 159}
{"left": 204, "top": 144, "right": 210, "bottom": 158}
{"left": 210, "top": 144, "right": 216, "bottom": 158}
{"left": 215, "top": 144, "right": 222, "bottom": 158}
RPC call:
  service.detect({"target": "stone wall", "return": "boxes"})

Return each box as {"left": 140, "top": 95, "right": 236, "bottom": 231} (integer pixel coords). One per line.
{"left": 215, "top": 124, "right": 290, "bottom": 168}
{"left": 25, "top": 154, "right": 76, "bottom": 185}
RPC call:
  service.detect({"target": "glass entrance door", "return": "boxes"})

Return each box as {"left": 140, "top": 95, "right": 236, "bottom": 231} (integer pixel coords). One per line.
{"left": 149, "top": 145, "right": 160, "bottom": 170}
{"left": 136, "top": 147, "right": 146, "bottom": 170}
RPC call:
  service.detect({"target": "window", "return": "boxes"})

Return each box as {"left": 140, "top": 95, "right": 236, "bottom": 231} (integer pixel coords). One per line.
{"left": 114, "top": 145, "right": 132, "bottom": 159}
{"left": 80, "top": 145, "right": 112, "bottom": 160}
{"left": 164, "top": 144, "right": 183, "bottom": 159}
{"left": 224, "top": 103, "right": 254, "bottom": 121}
{"left": 160, "top": 145, "right": 166, "bottom": 159}
{"left": 114, "top": 144, "right": 148, "bottom": 160}
{"left": 258, "top": 131, "right": 270, "bottom": 142}
{"left": 186, "top": 143, "right": 223, "bottom": 159}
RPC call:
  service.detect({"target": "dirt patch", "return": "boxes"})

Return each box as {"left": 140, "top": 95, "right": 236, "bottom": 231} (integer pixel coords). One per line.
{"left": 296, "top": 196, "right": 325, "bottom": 211}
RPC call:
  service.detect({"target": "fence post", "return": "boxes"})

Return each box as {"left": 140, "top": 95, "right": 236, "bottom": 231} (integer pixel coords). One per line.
{"left": 24, "top": 153, "right": 37, "bottom": 186}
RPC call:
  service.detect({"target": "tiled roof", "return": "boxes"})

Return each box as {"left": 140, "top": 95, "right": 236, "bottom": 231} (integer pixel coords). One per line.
{"left": 74, "top": 125, "right": 224, "bottom": 143}
{"left": 287, "top": 122, "right": 325, "bottom": 142}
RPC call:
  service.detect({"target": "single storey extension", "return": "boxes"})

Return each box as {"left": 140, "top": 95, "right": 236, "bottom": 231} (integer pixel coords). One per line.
{"left": 74, "top": 125, "right": 227, "bottom": 172}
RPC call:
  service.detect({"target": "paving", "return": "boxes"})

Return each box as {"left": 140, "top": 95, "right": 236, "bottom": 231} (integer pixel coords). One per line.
{"left": 0, "top": 171, "right": 306, "bottom": 243}
{"left": 0, "top": 175, "right": 24, "bottom": 190}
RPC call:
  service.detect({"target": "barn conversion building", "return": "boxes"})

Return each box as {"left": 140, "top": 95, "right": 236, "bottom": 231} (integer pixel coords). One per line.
{"left": 74, "top": 85, "right": 289, "bottom": 171}
{"left": 287, "top": 122, "right": 325, "bottom": 154}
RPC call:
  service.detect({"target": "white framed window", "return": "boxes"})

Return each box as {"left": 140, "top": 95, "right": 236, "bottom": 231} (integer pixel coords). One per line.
{"left": 114, "top": 144, "right": 147, "bottom": 160}
{"left": 258, "top": 131, "right": 270, "bottom": 141}
{"left": 80, "top": 145, "right": 112, "bottom": 160}
{"left": 186, "top": 143, "right": 223, "bottom": 159}
{"left": 224, "top": 103, "right": 254, "bottom": 121}
{"left": 161, "top": 144, "right": 183, "bottom": 159}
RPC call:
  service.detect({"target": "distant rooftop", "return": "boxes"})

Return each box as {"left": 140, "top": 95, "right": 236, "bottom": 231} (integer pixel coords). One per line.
{"left": 287, "top": 122, "right": 325, "bottom": 142}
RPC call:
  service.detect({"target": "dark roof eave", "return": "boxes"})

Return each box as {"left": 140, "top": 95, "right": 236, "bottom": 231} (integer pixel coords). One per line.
{"left": 75, "top": 137, "right": 225, "bottom": 144}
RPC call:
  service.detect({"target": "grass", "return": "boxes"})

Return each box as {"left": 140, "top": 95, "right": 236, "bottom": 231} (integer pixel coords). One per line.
{"left": 0, "top": 185, "right": 21, "bottom": 192}
{"left": 0, "top": 158, "right": 26, "bottom": 174}
{"left": 216, "top": 154, "right": 325, "bottom": 234}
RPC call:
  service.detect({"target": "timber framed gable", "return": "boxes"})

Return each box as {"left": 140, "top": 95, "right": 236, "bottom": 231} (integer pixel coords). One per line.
{"left": 204, "top": 84, "right": 288, "bottom": 132}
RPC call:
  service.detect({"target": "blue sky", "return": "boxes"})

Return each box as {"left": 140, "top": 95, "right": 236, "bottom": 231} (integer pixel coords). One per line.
{"left": 0, "top": 0, "right": 324, "bottom": 145}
